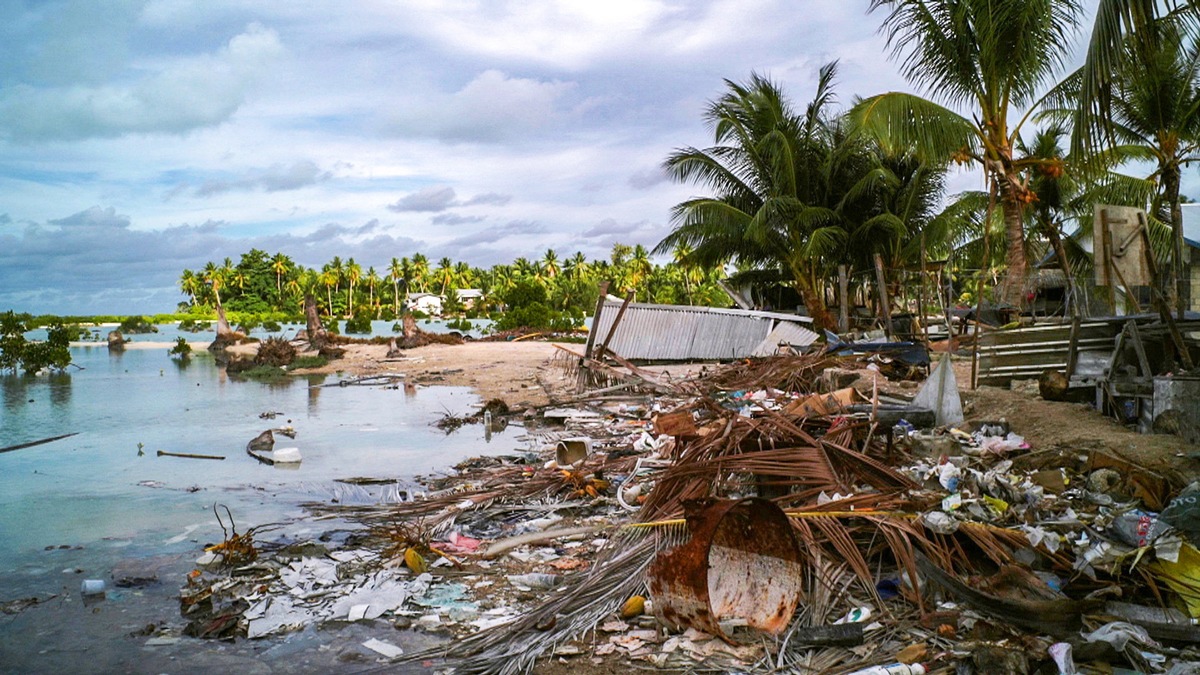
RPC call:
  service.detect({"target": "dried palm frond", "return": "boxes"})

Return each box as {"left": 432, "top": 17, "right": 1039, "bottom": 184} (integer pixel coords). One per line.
{"left": 408, "top": 526, "right": 688, "bottom": 675}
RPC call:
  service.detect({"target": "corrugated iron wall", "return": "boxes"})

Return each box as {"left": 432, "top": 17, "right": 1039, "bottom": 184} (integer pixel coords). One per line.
{"left": 590, "top": 301, "right": 817, "bottom": 361}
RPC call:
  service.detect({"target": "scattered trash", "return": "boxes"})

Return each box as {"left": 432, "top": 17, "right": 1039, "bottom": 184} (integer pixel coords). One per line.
{"left": 163, "top": 349, "right": 1200, "bottom": 673}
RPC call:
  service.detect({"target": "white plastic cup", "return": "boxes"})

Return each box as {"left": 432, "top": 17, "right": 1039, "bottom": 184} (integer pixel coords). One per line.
{"left": 81, "top": 579, "right": 106, "bottom": 596}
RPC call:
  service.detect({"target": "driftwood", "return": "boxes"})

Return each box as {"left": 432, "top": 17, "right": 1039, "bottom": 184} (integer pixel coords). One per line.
{"left": 0, "top": 432, "right": 79, "bottom": 454}
{"left": 157, "top": 450, "right": 225, "bottom": 460}
{"left": 482, "top": 525, "right": 607, "bottom": 560}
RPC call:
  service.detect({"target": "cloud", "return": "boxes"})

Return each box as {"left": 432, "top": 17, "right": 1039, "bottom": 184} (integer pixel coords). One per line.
{"left": 386, "top": 70, "right": 575, "bottom": 143}
{"left": 629, "top": 166, "right": 669, "bottom": 190}
{"left": 462, "top": 192, "right": 512, "bottom": 207}
{"left": 0, "top": 23, "right": 284, "bottom": 141}
{"left": 443, "top": 220, "right": 546, "bottom": 248}
{"left": 189, "top": 160, "right": 330, "bottom": 197}
{"left": 388, "top": 186, "right": 458, "bottom": 212}
{"left": 431, "top": 213, "right": 485, "bottom": 226}
{"left": 0, "top": 206, "right": 425, "bottom": 314}
{"left": 582, "top": 218, "right": 639, "bottom": 238}
{"left": 388, "top": 186, "right": 513, "bottom": 213}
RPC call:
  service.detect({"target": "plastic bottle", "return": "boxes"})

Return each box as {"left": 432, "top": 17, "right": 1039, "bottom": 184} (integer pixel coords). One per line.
{"left": 845, "top": 664, "right": 926, "bottom": 675}
{"left": 506, "top": 573, "right": 560, "bottom": 589}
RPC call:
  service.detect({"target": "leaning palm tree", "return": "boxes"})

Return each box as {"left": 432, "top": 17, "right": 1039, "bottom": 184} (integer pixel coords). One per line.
{"left": 1055, "top": 16, "right": 1200, "bottom": 314}
{"left": 853, "top": 0, "right": 1084, "bottom": 306}
{"left": 656, "top": 64, "right": 868, "bottom": 328}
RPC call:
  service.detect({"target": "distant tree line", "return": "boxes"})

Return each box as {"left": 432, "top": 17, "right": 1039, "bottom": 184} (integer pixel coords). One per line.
{"left": 178, "top": 244, "right": 731, "bottom": 326}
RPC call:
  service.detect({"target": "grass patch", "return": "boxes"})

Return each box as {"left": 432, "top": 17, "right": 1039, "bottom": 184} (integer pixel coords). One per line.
{"left": 288, "top": 355, "right": 328, "bottom": 370}
{"left": 237, "top": 365, "right": 288, "bottom": 381}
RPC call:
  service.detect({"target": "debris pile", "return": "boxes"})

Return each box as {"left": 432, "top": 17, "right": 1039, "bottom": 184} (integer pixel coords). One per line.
{"left": 176, "top": 350, "right": 1200, "bottom": 673}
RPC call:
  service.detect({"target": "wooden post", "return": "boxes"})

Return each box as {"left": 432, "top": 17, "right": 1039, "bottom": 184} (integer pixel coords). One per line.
{"left": 919, "top": 233, "right": 929, "bottom": 344}
{"left": 594, "top": 290, "right": 634, "bottom": 363}
{"left": 972, "top": 184, "right": 996, "bottom": 390}
{"left": 579, "top": 281, "right": 610, "bottom": 391}
{"left": 1138, "top": 213, "right": 1193, "bottom": 370}
{"left": 872, "top": 253, "right": 892, "bottom": 340}
{"left": 837, "top": 265, "right": 849, "bottom": 334}
{"left": 1065, "top": 315, "right": 1082, "bottom": 380}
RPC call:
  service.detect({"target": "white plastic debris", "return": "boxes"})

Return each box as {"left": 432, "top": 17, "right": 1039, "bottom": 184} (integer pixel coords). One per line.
{"left": 362, "top": 638, "right": 404, "bottom": 659}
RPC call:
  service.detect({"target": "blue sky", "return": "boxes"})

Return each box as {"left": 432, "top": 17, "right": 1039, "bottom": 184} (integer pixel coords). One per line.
{"left": 0, "top": 1, "right": 1167, "bottom": 315}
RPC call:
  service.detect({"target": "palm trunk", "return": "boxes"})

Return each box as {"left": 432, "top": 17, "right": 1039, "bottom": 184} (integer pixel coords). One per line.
{"left": 791, "top": 265, "right": 836, "bottom": 331}
{"left": 997, "top": 177, "right": 1028, "bottom": 308}
{"left": 1038, "top": 217, "right": 1078, "bottom": 318}
{"left": 1164, "top": 165, "right": 1187, "bottom": 317}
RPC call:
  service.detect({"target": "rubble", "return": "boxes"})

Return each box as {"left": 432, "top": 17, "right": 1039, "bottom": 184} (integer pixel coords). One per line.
{"left": 169, "top": 348, "right": 1200, "bottom": 674}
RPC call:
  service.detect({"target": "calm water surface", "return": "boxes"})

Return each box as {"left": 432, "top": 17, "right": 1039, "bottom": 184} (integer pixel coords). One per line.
{"left": 0, "top": 339, "right": 521, "bottom": 673}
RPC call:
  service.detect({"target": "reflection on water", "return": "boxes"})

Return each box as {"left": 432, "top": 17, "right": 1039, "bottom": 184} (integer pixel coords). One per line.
{"left": 46, "top": 372, "right": 72, "bottom": 408}
{"left": 0, "top": 344, "right": 520, "bottom": 597}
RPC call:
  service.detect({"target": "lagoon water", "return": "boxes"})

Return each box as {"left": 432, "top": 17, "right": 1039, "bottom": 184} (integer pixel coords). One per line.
{"left": 0, "top": 331, "right": 519, "bottom": 672}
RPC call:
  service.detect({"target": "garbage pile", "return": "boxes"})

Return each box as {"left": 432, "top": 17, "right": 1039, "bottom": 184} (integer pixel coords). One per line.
{"left": 178, "top": 351, "right": 1200, "bottom": 674}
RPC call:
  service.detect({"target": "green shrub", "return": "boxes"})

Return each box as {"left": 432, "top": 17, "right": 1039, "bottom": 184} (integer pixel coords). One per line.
{"left": 494, "top": 302, "right": 552, "bottom": 331}
{"left": 118, "top": 316, "right": 157, "bottom": 334}
{"left": 237, "top": 364, "right": 288, "bottom": 381}
{"left": 178, "top": 318, "right": 212, "bottom": 332}
{"left": 445, "top": 317, "right": 473, "bottom": 331}
{"left": 261, "top": 320, "right": 282, "bottom": 332}
{"left": 289, "top": 355, "right": 328, "bottom": 370}
{"left": 0, "top": 313, "right": 72, "bottom": 374}
{"left": 344, "top": 314, "right": 373, "bottom": 334}
{"left": 169, "top": 337, "right": 192, "bottom": 359}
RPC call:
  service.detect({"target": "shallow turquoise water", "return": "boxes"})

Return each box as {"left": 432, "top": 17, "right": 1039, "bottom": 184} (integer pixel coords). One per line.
{"left": 0, "top": 342, "right": 519, "bottom": 592}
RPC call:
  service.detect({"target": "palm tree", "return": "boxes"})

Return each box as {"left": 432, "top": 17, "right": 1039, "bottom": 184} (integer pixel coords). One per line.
{"left": 388, "top": 257, "right": 404, "bottom": 316}
{"left": 541, "top": 249, "right": 561, "bottom": 279}
{"left": 628, "top": 245, "right": 653, "bottom": 299}
{"left": 179, "top": 269, "right": 201, "bottom": 306}
{"left": 435, "top": 257, "right": 455, "bottom": 295}
{"left": 270, "top": 253, "right": 291, "bottom": 300}
{"left": 365, "top": 266, "right": 380, "bottom": 317}
{"left": 1073, "top": 19, "right": 1200, "bottom": 314}
{"left": 344, "top": 258, "right": 362, "bottom": 317}
{"left": 410, "top": 253, "right": 430, "bottom": 292}
{"left": 454, "top": 261, "right": 474, "bottom": 289}
{"left": 564, "top": 252, "right": 589, "bottom": 281}
{"left": 319, "top": 268, "right": 338, "bottom": 316}
{"left": 854, "top": 0, "right": 1084, "bottom": 306}
{"left": 656, "top": 66, "right": 868, "bottom": 328}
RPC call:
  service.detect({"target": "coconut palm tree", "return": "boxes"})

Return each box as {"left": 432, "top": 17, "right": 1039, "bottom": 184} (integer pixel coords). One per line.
{"left": 270, "top": 253, "right": 291, "bottom": 300}
{"left": 179, "top": 269, "right": 201, "bottom": 306}
{"left": 388, "top": 257, "right": 404, "bottom": 316}
{"left": 410, "top": 253, "right": 430, "bottom": 292}
{"left": 541, "top": 249, "right": 561, "bottom": 279}
{"left": 434, "top": 257, "right": 455, "bottom": 295}
{"left": 853, "top": 0, "right": 1084, "bottom": 306}
{"left": 564, "top": 252, "right": 589, "bottom": 281}
{"left": 657, "top": 65, "right": 873, "bottom": 328}
{"left": 344, "top": 258, "right": 362, "bottom": 317}
{"left": 365, "top": 266, "right": 380, "bottom": 317}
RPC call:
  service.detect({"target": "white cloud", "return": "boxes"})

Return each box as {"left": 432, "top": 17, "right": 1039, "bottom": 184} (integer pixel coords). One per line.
{"left": 0, "top": 23, "right": 284, "bottom": 141}
{"left": 385, "top": 70, "right": 576, "bottom": 143}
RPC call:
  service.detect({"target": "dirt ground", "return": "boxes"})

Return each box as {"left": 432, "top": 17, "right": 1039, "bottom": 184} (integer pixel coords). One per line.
{"left": 232, "top": 339, "right": 571, "bottom": 409}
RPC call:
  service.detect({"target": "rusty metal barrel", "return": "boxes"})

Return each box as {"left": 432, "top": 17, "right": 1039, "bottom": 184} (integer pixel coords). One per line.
{"left": 647, "top": 497, "right": 803, "bottom": 643}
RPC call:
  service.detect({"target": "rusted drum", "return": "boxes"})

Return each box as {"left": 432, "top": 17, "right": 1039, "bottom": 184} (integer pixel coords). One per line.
{"left": 647, "top": 497, "right": 803, "bottom": 643}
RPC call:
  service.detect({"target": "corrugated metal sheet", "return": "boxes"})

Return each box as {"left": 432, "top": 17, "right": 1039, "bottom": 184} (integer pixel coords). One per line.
{"left": 975, "top": 314, "right": 1200, "bottom": 386}
{"left": 590, "top": 300, "right": 818, "bottom": 361}
{"left": 751, "top": 321, "right": 822, "bottom": 356}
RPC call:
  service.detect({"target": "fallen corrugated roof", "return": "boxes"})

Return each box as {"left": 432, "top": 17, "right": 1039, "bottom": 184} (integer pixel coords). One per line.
{"left": 590, "top": 299, "right": 818, "bottom": 361}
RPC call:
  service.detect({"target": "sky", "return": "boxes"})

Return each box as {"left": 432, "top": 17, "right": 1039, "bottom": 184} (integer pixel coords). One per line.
{"left": 0, "top": 0, "right": 1155, "bottom": 315}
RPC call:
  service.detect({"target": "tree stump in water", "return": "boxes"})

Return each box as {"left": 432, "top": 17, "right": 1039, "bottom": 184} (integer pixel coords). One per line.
{"left": 107, "top": 330, "right": 126, "bottom": 352}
